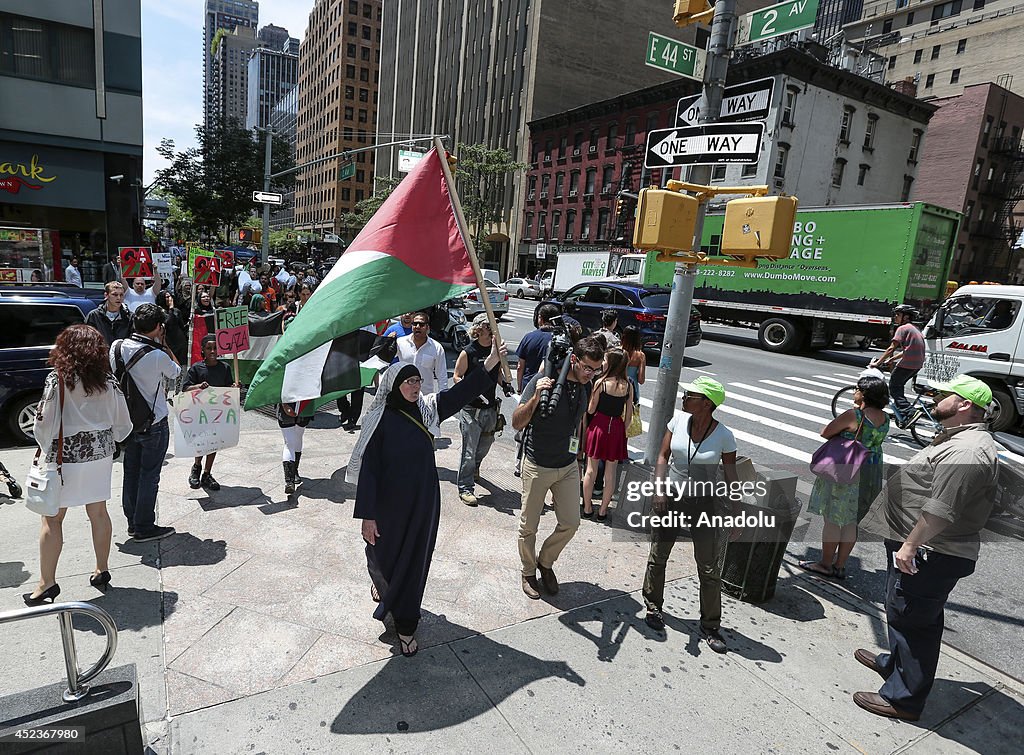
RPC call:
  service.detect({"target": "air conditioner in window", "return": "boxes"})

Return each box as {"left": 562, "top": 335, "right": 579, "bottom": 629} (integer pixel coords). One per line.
{"left": 528, "top": 192, "right": 536, "bottom": 200}
{"left": 565, "top": 233, "right": 574, "bottom": 239}
{"left": 543, "top": 156, "right": 551, "bottom": 163}
{"left": 602, "top": 186, "right": 613, "bottom": 194}
{"left": 589, "top": 146, "right": 597, "bottom": 153}
{"left": 569, "top": 189, "right": 578, "bottom": 197}
{"left": 572, "top": 149, "right": 581, "bottom": 156}
{"left": 773, "top": 178, "right": 785, "bottom": 188}
{"left": 540, "top": 191, "right": 548, "bottom": 199}
{"left": 580, "top": 232, "right": 590, "bottom": 240}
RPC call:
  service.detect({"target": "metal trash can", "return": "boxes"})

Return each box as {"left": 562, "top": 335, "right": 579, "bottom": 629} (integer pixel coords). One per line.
{"left": 720, "top": 463, "right": 800, "bottom": 603}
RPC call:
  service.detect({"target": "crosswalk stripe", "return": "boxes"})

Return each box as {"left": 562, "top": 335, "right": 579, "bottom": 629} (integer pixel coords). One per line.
{"left": 718, "top": 391, "right": 832, "bottom": 425}
{"left": 789, "top": 377, "right": 845, "bottom": 393}
{"left": 714, "top": 404, "right": 831, "bottom": 443}
{"left": 814, "top": 374, "right": 855, "bottom": 387}
{"left": 761, "top": 379, "right": 837, "bottom": 399}
{"left": 833, "top": 372, "right": 863, "bottom": 381}
{"left": 730, "top": 382, "right": 835, "bottom": 413}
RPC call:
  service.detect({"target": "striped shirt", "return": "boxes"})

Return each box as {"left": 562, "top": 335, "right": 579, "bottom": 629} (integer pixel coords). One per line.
{"left": 894, "top": 323, "right": 925, "bottom": 370}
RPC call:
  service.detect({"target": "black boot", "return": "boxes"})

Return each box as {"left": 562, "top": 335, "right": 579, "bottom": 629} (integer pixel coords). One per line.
{"left": 293, "top": 452, "right": 302, "bottom": 482}
{"left": 283, "top": 461, "right": 296, "bottom": 495}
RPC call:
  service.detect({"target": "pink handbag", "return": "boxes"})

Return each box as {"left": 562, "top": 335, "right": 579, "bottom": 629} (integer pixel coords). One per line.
{"left": 809, "top": 414, "right": 869, "bottom": 485}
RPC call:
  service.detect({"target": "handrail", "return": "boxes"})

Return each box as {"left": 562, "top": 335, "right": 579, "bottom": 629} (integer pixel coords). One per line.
{"left": 0, "top": 601, "right": 118, "bottom": 702}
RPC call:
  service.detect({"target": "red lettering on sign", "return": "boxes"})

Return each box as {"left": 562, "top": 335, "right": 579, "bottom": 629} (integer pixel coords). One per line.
{"left": 949, "top": 341, "right": 988, "bottom": 353}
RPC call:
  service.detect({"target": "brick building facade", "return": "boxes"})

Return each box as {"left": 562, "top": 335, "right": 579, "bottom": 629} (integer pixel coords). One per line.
{"left": 913, "top": 82, "right": 1024, "bottom": 282}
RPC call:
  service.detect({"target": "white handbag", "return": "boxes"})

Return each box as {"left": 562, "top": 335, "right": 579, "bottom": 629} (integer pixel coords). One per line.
{"left": 24, "top": 375, "right": 64, "bottom": 517}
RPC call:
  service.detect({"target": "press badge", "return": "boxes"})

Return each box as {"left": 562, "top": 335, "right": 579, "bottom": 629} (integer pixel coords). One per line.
{"left": 568, "top": 434, "right": 579, "bottom": 454}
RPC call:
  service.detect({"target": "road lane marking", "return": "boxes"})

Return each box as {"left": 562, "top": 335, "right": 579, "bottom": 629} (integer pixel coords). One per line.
{"left": 730, "top": 382, "right": 835, "bottom": 413}
{"left": 813, "top": 375, "right": 854, "bottom": 386}
{"left": 789, "top": 377, "right": 847, "bottom": 393}
{"left": 763, "top": 379, "right": 837, "bottom": 399}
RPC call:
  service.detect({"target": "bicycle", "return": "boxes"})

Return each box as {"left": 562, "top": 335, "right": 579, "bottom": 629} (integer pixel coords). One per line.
{"left": 830, "top": 379, "right": 943, "bottom": 448}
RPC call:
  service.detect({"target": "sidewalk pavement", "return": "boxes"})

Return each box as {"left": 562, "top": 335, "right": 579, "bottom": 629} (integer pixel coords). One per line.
{"left": 1, "top": 400, "right": 1022, "bottom": 754}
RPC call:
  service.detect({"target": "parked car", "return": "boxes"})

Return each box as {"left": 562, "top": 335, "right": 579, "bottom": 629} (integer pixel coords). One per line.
{"left": 0, "top": 285, "right": 100, "bottom": 443}
{"left": 462, "top": 284, "right": 510, "bottom": 318}
{"left": 503, "top": 277, "right": 541, "bottom": 299}
{"left": 535, "top": 282, "right": 702, "bottom": 353}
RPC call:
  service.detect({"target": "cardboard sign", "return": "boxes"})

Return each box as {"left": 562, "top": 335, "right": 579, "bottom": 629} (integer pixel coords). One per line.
{"left": 154, "top": 252, "right": 173, "bottom": 277}
{"left": 187, "top": 246, "right": 210, "bottom": 277}
{"left": 213, "top": 249, "right": 234, "bottom": 271}
{"left": 172, "top": 386, "right": 241, "bottom": 457}
{"left": 193, "top": 254, "right": 221, "bottom": 286}
{"left": 214, "top": 306, "right": 249, "bottom": 355}
{"left": 119, "top": 246, "right": 153, "bottom": 278}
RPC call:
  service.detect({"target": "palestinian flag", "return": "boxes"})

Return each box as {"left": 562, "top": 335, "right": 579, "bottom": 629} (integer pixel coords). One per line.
{"left": 191, "top": 310, "right": 286, "bottom": 385}
{"left": 244, "top": 148, "right": 477, "bottom": 409}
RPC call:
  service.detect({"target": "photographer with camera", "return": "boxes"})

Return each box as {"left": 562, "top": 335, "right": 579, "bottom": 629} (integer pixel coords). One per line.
{"left": 512, "top": 333, "right": 605, "bottom": 599}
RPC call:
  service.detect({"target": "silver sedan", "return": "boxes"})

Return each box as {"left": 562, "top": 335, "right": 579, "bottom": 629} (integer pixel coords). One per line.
{"left": 503, "top": 277, "right": 541, "bottom": 299}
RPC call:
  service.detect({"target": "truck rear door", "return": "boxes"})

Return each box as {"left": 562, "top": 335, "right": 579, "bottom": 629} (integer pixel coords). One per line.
{"left": 921, "top": 293, "right": 1023, "bottom": 384}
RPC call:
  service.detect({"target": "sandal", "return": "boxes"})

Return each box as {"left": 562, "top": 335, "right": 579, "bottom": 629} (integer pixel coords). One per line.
{"left": 398, "top": 634, "right": 418, "bottom": 657}
{"left": 832, "top": 566, "right": 847, "bottom": 580}
{"left": 370, "top": 584, "right": 380, "bottom": 603}
{"left": 798, "top": 560, "right": 835, "bottom": 578}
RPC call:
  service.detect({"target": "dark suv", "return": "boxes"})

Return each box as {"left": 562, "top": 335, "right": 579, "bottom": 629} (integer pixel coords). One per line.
{"left": 0, "top": 285, "right": 102, "bottom": 443}
{"left": 537, "top": 281, "right": 702, "bottom": 352}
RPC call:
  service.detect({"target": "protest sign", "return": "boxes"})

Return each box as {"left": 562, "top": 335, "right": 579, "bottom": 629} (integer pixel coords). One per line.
{"left": 193, "top": 254, "right": 221, "bottom": 286}
{"left": 187, "top": 246, "right": 210, "bottom": 277}
{"left": 119, "top": 247, "right": 153, "bottom": 278}
{"left": 215, "top": 306, "right": 249, "bottom": 355}
{"left": 214, "top": 249, "right": 234, "bottom": 271}
{"left": 172, "top": 386, "right": 241, "bottom": 457}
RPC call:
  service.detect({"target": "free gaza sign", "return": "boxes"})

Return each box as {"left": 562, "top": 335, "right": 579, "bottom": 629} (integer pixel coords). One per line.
{"left": 644, "top": 123, "right": 765, "bottom": 168}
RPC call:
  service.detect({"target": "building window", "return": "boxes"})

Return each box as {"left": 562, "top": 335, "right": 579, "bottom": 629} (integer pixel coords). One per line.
{"left": 925, "top": 73, "right": 935, "bottom": 89}
{"left": 973, "top": 0, "right": 985, "bottom": 9}
{"left": 973, "top": 158, "right": 984, "bottom": 189}
{"left": 573, "top": 131, "right": 583, "bottom": 153}
{"left": 554, "top": 172, "right": 564, "bottom": 197}
{"left": 0, "top": 13, "right": 95, "bottom": 87}
{"left": 566, "top": 210, "right": 577, "bottom": 238}
{"left": 839, "top": 106, "right": 855, "bottom": 144}
{"left": 782, "top": 87, "right": 798, "bottom": 125}
{"left": 931, "top": 0, "right": 963, "bottom": 23}
{"left": 347, "top": 43, "right": 356, "bottom": 58}
{"left": 883, "top": 19, "right": 893, "bottom": 33}
{"left": 982, "top": 115, "right": 994, "bottom": 147}
{"left": 524, "top": 213, "right": 534, "bottom": 238}
{"left": 864, "top": 114, "right": 878, "bottom": 150}
{"left": 559, "top": 135, "right": 567, "bottom": 158}
{"left": 931, "top": 45, "right": 941, "bottom": 60}
{"left": 950, "top": 68, "right": 960, "bottom": 84}
{"left": 888, "top": 56, "right": 897, "bottom": 70}
{"left": 585, "top": 168, "right": 596, "bottom": 195}
{"left": 606, "top": 123, "right": 618, "bottom": 147}
{"left": 964, "top": 201, "right": 974, "bottom": 222}
{"left": 597, "top": 208, "right": 611, "bottom": 240}
{"left": 711, "top": 165, "right": 726, "bottom": 181}
{"left": 646, "top": 112, "right": 659, "bottom": 132}
{"left": 957, "top": 39, "right": 967, "bottom": 54}
{"left": 832, "top": 159, "right": 847, "bottom": 188}
{"left": 602, "top": 165, "right": 615, "bottom": 191}
{"left": 907, "top": 12, "right": 915, "bottom": 24}
{"left": 857, "top": 164, "right": 870, "bottom": 186}
{"left": 625, "top": 120, "right": 637, "bottom": 145}
{"left": 581, "top": 211, "right": 592, "bottom": 239}
{"left": 774, "top": 144, "right": 789, "bottom": 179}
{"left": 527, "top": 175, "right": 537, "bottom": 196}
{"left": 541, "top": 174, "right": 550, "bottom": 196}
{"left": 551, "top": 212, "right": 561, "bottom": 240}
{"left": 909, "top": 129, "right": 923, "bottom": 162}
{"left": 589, "top": 128, "right": 600, "bottom": 152}
{"left": 997, "top": 120, "right": 1007, "bottom": 140}
{"left": 913, "top": 49, "right": 923, "bottom": 64}
{"left": 901, "top": 175, "right": 914, "bottom": 202}
{"left": 741, "top": 163, "right": 758, "bottom": 178}
{"left": 537, "top": 212, "right": 547, "bottom": 239}
{"left": 570, "top": 170, "right": 580, "bottom": 195}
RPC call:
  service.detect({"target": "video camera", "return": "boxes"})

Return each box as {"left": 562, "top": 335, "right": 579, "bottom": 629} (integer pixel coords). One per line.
{"left": 538, "top": 314, "right": 577, "bottom": 418}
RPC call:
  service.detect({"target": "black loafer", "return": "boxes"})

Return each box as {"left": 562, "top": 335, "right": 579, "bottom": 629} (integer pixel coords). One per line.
{"left": 703, "top": 630, "right": 727, "bottom": 654}
{"left": 645, "top": 610, "right": 665, "bottom": 631}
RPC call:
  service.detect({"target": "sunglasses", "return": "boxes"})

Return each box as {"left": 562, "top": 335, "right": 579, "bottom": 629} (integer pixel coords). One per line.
{"left": 411, "top": 322, "right": 428, "bottom": 328}
{"left": 683, "top": 392, "right": 707, "bottom": 401}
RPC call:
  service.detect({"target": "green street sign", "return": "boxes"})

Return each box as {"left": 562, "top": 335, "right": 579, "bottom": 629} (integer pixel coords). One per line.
{"left": 645, "top": 31, "right": 706, "bottom": 82}
{"left": 340, "top": 162, "right": 356, "bottom": 180}
{"left": 737, "top": 0, "right": 820, "bottom": 46}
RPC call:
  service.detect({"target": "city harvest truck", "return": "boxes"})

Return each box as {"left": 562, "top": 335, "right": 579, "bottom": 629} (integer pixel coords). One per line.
{"left": 542, "top": 250, "right": 622, "bottom": 295}
{"left": 641, "top": 202, "right": 960, "bottom": 353}
{"left": 919, "top": 284, "right": 1024, "bottom": 432}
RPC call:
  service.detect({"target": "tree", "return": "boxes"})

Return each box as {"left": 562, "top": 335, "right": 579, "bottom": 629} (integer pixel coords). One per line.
{"left": 268, "top": 229, "right": 303, "bottom": 256}
{"left": 155, "top": 118, "right": 293, "bottom": 239}
{"left": 453, "top": 143, "right": 529, "bottom": 259}
{"left": 338, "top": 176, "right": 403, "bottom": 240}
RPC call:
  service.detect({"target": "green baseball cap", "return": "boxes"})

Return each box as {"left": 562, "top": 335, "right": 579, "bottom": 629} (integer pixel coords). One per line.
{"left": 681, "top": 376, "right": 726, "bottom": 407}
{"left": 930, "top": 375, "right": 992, "bottom": 408}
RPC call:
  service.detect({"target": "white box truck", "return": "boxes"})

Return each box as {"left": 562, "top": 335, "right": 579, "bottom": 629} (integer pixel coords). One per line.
{"left": 920, "top": 284, "right": 1024, "bottom": 432}
{"left": 543, "top": 250, "right": 621, "bottom": 295}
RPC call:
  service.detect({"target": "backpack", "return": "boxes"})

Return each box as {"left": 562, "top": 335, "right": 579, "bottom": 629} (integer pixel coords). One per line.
{"left": 113, "top": 339, "right": 158, "bottom": 434}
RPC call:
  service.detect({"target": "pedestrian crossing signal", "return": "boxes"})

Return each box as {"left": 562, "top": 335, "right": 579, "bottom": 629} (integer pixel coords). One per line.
{"left": 238, "top": 227, "right": 261, "bottom": 244}
{"left": 673, "top": 0, "right": 713, "bottom": 27}
{"left": 632, "top": 188, "right": 699, "bottom": 253}
{"left": 719, "top": 196, "right": 798, "bottom": 262}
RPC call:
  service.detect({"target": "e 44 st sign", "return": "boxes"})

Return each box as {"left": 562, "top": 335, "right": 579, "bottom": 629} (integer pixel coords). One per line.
{"left": 645, "top": 31, "right": 706, "bottom": 82}
{"left": 737, "top": 0, "right": 820, "bottom": 46}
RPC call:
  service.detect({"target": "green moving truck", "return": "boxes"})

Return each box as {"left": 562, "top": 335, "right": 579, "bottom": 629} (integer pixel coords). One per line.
{"left": 641, "top": 202, "right": 961, "bottom": 353}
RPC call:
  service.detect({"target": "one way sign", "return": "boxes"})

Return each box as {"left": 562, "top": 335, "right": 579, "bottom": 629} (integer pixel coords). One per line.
{"left": 676, "top": 77, "right": 774, "bottom": 127}
{"left": 644, "top": 123, "right": 765, "bottom": 168}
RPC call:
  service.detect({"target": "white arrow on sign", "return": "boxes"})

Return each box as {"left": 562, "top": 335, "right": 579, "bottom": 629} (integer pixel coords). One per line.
{"left": 677, "top": 78, "right": 774, "bottom": 127}
{"left": 646, "top": 123, "right": 765, "bottom": 167}
{"left": 253, "top": 191, "right": 283, "bottom": 205}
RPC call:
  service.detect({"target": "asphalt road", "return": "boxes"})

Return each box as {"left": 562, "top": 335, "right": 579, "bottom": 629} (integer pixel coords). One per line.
{"left": 496, "top": 298, "right": 1024, "bottom": 682}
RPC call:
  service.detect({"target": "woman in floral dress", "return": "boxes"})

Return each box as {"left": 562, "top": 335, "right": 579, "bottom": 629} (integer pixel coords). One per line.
{"left": 801, "top": 375, "right": 889, "bottom": 580}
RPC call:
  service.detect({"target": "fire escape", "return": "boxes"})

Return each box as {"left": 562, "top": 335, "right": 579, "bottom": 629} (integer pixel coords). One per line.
{"left": 974, "top": 136, "right": 1024, "bottom": 280}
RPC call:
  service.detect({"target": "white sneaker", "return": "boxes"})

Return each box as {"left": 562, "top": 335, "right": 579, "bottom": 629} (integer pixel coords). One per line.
{"left": 459, "top": 492, "right": 478, "bottom": 506}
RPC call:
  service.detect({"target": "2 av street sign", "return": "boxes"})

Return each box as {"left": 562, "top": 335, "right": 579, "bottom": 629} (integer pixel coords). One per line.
{"left": 644, "top": 123, "right": 765, "bottom": 168}
{"left": 737, "top": 0, "right": 820, "bottom": 46}
{"left": 644, "top": 31, "right": 706, "bottom": 82}
{"left": 252, "top": 191, "right": 283, "bottom": 205}
{"left": 676, "top": 78, "right": 775, "bottom": 127}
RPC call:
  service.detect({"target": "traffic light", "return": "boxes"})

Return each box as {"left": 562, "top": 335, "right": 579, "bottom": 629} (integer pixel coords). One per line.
{"left": 720, "top": 196, "right": 798, "bottom": 262}
{"left": 632, "top": 187, "right": 699, "bottom": 252}
{"left": 238, "top": 227, "right": 262, "bottom": 244}
{"left": 673, "top": 0, "right": 713, "bottom": 27}
{"left": 615, "top": 196, "right": 630, "bottom": 221}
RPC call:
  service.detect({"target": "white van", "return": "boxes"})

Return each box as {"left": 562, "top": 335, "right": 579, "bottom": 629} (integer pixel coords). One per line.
{"left": 920, "top": 284, "right": 1024, "bottom": 432}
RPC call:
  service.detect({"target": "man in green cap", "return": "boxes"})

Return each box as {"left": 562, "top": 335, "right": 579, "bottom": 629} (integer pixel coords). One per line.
{"left": 853, "top": 375, "right": 999, "bottom": 721}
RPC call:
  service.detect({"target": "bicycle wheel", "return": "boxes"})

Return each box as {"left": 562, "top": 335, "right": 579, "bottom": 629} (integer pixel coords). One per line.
{"left": 831, "top": 385, "right": 858, "bottom": 418}
{"left": 909, "top": 411, "right": 942, "bottom": 447}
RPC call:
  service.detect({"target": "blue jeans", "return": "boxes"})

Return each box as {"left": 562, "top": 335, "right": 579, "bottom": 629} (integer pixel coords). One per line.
{"left": 457, "top": 406, "right": 498, "bottom": 493}
{"left": 122, "top": 418, "right": 169, "bottom": 533}
{"left": 889, "top": 367, "right": 918, "bottom": 417}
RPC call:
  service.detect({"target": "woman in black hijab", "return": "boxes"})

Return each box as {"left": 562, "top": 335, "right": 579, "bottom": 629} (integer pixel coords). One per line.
{"left": 347, "top": 343, "right": 506, "bottom": 656}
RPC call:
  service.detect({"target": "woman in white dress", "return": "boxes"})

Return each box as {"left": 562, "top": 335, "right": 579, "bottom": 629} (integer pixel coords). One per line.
{"left": 24, "top": 325, "right": 133, "bottom": 605}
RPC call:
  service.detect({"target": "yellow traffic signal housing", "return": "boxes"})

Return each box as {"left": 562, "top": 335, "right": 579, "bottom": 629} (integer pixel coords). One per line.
{"left": 632, "top": 188, "right": 699, "bottom": 252}
{"left": 238, "top": 227, "right": 262, "bottom": 244}
{"left": 721, "top": 196, "right": 798, "bottom": 261}
{"left": 674, "top": 0, "right": 713, "bottom": 27}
